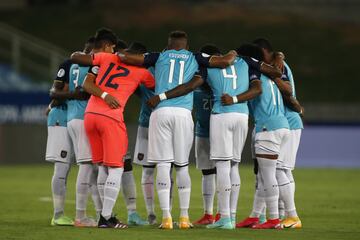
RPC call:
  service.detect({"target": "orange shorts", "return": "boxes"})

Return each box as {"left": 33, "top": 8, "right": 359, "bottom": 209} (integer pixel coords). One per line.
{"left": 84, "top": 113, "right": 128, "bottom": 167}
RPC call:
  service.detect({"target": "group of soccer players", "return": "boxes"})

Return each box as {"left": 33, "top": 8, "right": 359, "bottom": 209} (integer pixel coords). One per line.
{"left": 45, "top": 27, "right": 304, "bottom": 230}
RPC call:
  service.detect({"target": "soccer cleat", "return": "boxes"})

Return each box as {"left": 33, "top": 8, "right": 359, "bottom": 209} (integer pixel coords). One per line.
{"left": 252, "top": 219, "right": 282, "bottom": 229}
{"left": 281, "top": 217, "right": 302, "bottom": 229}
{"left": 193, "top": 214, "right": 214, "bottom": 225}
{"left": 236, "top": 217, "right": 259, "bottom": 228}
{"left": 148, "top": 214, "right": 157, "bottom": 225}
{"left": 158, "top": 217, "right": 173, "bottom": 230}
{"left": 98, "top": 215, "right": 128, "bottom": 229}
{"left": 178, "top": 216, "right": 193, "bottom": 229}
{"left": 214, "top": 213, "right": 221, "bottom": 222}
{"left": 128, "top": 212, "right": 149, "bottom": 226}
{"left": 231, "top": 216, "right": 236, "bottom": 228}
{"left": 206, "top": 217, "right": 234, "bottom": 230}
{"left": 74, "top": 217, "right": 97, "bottom": 227}
{"left": 259, "top": 214, "right": 267, "bottom": 224}
{"left": 51, "top": 215, "right": 74, "bottom": 226}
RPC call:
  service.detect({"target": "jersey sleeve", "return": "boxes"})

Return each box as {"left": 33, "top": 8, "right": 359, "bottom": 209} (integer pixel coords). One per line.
{"left": 141, "top": 69, "right": 155, "bottom": 89}
{"left": 195, "top": 52, "right": 211, "bottom": 67}
{"left": 55, "top": 59, "right": 71, "bottom": 83}
{"left": 195, "top": 66, "right": 208, "bottom": 82}
{"left": 88, "top": 65, "right": 99, "bottom": 76}
{"left": 242, "top": 56, "right": 261, "bottom": 71}
{"left": 248, "top": 66, "right": 261, "bottom": 82}
{"left": 281, "top": 67, "right": 290, "bottom": 82}
{"left": 143, "top": 52, "right": 160, "bottom": 68}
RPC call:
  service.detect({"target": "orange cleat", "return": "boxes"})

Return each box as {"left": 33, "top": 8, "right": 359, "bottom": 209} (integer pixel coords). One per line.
{"left": 193, "top": 214, "right": 214, "bottom": 225}
{"left": 236, "top": 217, "right": 259, "bottom": 228}
{"left": 252, "top": 219, "right": 282, "bottom": 229}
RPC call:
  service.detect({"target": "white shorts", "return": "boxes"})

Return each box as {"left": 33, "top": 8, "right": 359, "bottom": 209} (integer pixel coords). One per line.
{"left": 254, "top": 128, "right": 290, "bottom": 156}
{"left": 67, "top": 119, "right": 92, "bottom": 163}
{"left": 278, "top": 129, "right": 302, "bottom": 170}
{"left": 46, "top": 126, "right": 73, "bottom": 163}
{"left": 195, "top": 136, "right": 214, "bottom": 170}
{"left": 148, "top": 107, "right": 194, "bottom": 166}
{"left": 210, "top": 113, "right": 249, "bottom": 162}
{"left": 133, "top": 126, "right": 154, "bottom": 166}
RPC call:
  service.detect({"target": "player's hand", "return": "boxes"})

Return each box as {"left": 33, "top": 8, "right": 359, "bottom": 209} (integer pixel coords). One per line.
{"left": 72, "top": 87, "right": 90, "bottom": 100}
{"left": 146, "top": 95, "right": 161, "bottom": 108}
{"left": 228, "top": 50, "right": 238, "bottom": 56}
{"left": 273, "top": 52, "right": 285, "bottom": 72}
{"left": 299, "top": 106, "right": 305, "bottom": 118}
{"left": 221, "top": 93, "right": 234, "bottom": 105}
{"left": 104, "top": 94, "right": 120, "bottom": 109}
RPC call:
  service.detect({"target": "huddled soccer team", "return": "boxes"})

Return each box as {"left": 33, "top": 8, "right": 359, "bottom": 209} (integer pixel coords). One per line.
{"left": 45, "top": 27, "right": 304, "bottom": 230}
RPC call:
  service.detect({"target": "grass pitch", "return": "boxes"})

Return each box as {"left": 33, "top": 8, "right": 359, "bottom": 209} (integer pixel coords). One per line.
{"left": 0, "top": 164, "right": 359, "bottom": 240}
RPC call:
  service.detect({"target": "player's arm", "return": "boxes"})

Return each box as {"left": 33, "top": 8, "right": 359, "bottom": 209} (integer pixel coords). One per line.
{"left": 82, "top": 67, "right": 120, "bottom": 109}
{"left": 273, "top": 78, "right": 292, "bottom": 97}
{"left": 283, "top": 95, "right": 304, "bottom": 115}
{"left": 221, "top": 80, "right": 262, "bottom": 105}
{"left": 70, "top": 52, "right": 93, "bottom": 66}
{"left": 119, "top": 52, "right": 160, "bottom": 68}
{"left": 147, "top": 74, "right": 205, "bottom": 108}
{"left": 208, "top": 50, "right": 238, "bottom": 68}
{"left": 242, "top": 56, "right": 282, "bottom": 79}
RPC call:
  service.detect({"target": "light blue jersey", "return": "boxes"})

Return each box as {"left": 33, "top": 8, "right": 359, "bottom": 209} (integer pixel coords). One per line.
{"left": 194, "top": 86, "right": 212, "bottom": 138}
{"left": 249, "top": 74, "right": 289, "bottom": 133}
{"left": 67, "top": 64, "right": 89, "bottom": 121}
{"left": 138, "top": 67, "right": 155, "bottom": 128}
{"left": 205, "top": 57, "right": 256, "bottom": 114}
{"left": 284, "top": 63, "right": 303, "bottom": 130}
{"left": 144, "top": 49, "right": 199, "bottom": 110}
{"left": 47, "top": 59, "right": 72, "bottom": 127}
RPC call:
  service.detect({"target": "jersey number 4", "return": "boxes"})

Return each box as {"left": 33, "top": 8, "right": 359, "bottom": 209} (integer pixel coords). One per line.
{"left": 98, "top": 63, "right": 129, "bottom": 90}
{"left": 222, "top": 65, "right": 237, "bottom": 89}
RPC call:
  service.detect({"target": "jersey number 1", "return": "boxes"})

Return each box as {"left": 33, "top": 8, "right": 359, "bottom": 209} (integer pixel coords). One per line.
{"left": 168, "top": 60, "right": 185, "bottom": 85}
{"left": 269, "top": 80, "right": 281, "bottom": 106}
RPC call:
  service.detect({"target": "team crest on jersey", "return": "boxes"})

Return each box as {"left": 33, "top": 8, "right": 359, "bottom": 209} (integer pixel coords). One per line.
{"left": 57, "top": 68, "right": 65, "bottom": 78}
{"left": 60, "top": 150, "right": 67, "bottom": 158}
{"left": 250, "top": 74, "right": 258, "bottom": 80}
{"left": 137, "top": 153, "right": 144, "bottom": 161}
{"left": 91, "top": 66, "right": 99, "bottom": 74}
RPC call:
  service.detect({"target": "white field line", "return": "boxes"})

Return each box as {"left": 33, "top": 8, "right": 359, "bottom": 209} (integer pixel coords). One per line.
{"left": 39, "top": 196, "right": 75, "bottom": 204}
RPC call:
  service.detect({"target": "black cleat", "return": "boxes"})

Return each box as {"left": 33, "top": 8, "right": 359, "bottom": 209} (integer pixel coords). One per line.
{"left": 98, "top": 215, "right": 128, "bottom": 229}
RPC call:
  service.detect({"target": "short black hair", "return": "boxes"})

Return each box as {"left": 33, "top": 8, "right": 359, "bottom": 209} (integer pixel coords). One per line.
{"left": 86, "top": 36, "right": 95, "bottom": 44}
{"left": 126, "top": 42, "right": 147, "bottom": 54}
{"left": 253, "top": 38, "right": 273, "bottom": 52}
{"left": 200, "top": 44, "right": 221, "bottom": 56}
{"left": 114, "top": 39, "right": 128, "bottom": 52}
{"left": 94, "top": 28, "right": 117, "bottom": 49}
{"left": 169, "top": 30, "right": 188, "bottom": 40}
{"left": 236, "top": 43, "right": 264, "bottom": 61}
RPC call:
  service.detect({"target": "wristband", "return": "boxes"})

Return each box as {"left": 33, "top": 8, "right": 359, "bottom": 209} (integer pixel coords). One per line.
{"left": 101, "top": 92, "right": 108, "bottom": 99}
{"left": 232, "top": 96, "right": 238, "bottom": 104}
{"left": 159, "top": 93, "right": 167, "bottom": 101}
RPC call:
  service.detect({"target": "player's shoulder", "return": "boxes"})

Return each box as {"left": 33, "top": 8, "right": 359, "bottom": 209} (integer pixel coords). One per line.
{"left": 59, "top": 58, "right": 72, "bottom": 69}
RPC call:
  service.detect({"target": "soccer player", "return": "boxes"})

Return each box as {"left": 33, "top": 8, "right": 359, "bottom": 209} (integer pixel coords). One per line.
{"left": 45, "top": 59, "right": 74, "bottom": 226}
{"left": 70, "top": 28, "right": 155, "bottom": 228}
{"left": 120, "top": 31, "right": 238, "bottom": 229}
{"left": 67, "top": 36, "right": 103, "bottom": 227}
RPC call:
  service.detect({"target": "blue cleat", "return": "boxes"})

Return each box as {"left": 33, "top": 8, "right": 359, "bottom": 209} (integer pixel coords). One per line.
{"left": 128, "top": 212, "right": 149, "bottom": 226}
{"left": 206, "top": 217, "right": 234, "bottom": 230}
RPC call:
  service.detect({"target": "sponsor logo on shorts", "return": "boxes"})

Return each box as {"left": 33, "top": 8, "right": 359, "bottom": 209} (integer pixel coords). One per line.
{"left": 61, "top": 150, "right": 67, "bottom": 158}
{"left": 137, "top": 153, "right": 144, "bottom": 161}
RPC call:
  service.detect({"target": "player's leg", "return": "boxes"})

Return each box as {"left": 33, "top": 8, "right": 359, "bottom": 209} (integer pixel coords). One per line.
{"left": 122, "top": 154, "right": 148, "bottom": 226}
{"left": 193, "top": 136, "right": 216, "bottom": 225}
{"left": 89, "top": 165, "right": 102, "bottom": 220}
{"left": 147, "top": 108, "right": 174, "bottom": 229}
{"left": 173, "top": 109, "right": 194, "bottom": 229}
{"left": 46, "top": 126, "right": 73, "bottom": 226}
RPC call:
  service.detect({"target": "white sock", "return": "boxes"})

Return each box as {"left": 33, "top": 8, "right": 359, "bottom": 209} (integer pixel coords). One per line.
{"left": 169, "top": 166, "right": 174, "bottom": 211}
{"left": 101, "top": 167, "right": 124, "bottom": 220}
{"left": 230, "top": 162, "right": 240, "bottom": 220}
{"left": 52, "top": 162, "right": 71, "bottom": 219}
{"left": 156, "top": 163, "right": 171, "bottom": 219}
{"left": 286, "top": 170, "right": 296, "bottom": 210}
{"left": 75, "top": 163, "right": 93, "bottom": 220}
{"left": 121, "top": 170, "right": 137, "bottom": 215}
{"left": 257, "top": 157, "right": 279, "bottom": 220}
{"left": 141, "top": 167, "right": 155, "bottom": 216}
{"left": 250, "top": 173, "right": 266, "bottom": 218}
{"left": 89, "top": 165, "right": 102, "bottom": 218}
{"left": 175, "top": 165, "right": 191, "bottom": 218}
{"left": 215, "top": 160, "right": 231, "bottom": 218}
{"left": 276, "top": 169, "right": 298, "bottom": 217}
{"left": 202, "top": 173, "right": 215, "bottom": 215}
{"left": 97, "top": 165, "right": 108, "bottom": 204}
{"left": 278, "top": 200, "right": 285, "bottom": 218}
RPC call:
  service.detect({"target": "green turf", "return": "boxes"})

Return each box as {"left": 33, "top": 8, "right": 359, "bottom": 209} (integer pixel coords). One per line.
{"left": 0, "top": 165, "right": 359, "bottom": 240}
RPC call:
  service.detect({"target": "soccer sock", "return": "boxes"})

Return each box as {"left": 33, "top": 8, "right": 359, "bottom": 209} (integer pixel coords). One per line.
{"left": 141, "top": 167, "right": 155, "bottom": 216}
{"left": 97, "top": 165, "right": 108, "bottom": 204}
{"left": 89, "top": 165, "right": 102, "bottom": 218}
{"left": 201, "top": 171, "right": 216, "bottom": 215}
{"left": 230, "top": 162, "right": 240, "bottom": 220}
{"left": 279, "top": 169, "right": 298, "bottom": 217}
{"left": 250, "top": 173, "right": 266, "bottom": 218}
{"left": 156, "top": 163, "right": 172, "bottom": 219}
{"left": 175, "top": 165, "right": 191, "bottom": 218}
{"left": 75, "top": 163, "right": 93, "bottom": 220}
{"left": 52, "top": 162, "right": 71, "bottom": 219}
{"left": 286, "top": 170, "right": 296, "bottom": 203}
{"left": 278, "top": 200, "right": 285, "bottom": 218}
{"left": 257, "top": 157, "right": 279, "bottom": 220}
{"left": 121, "top": 170, "right": 137, "bottom": 215}
{"left": 169, "top": 166, "right": 174, "bottom": 211}
{"left": 215, "top": 160, "right": 231, "bottom": 218}
{"left": 102, "top": 167, "right": 124, "bottom": 220}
